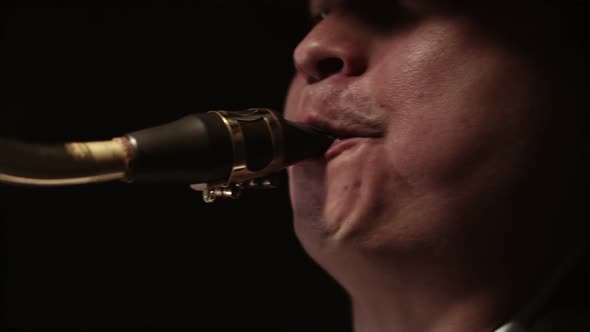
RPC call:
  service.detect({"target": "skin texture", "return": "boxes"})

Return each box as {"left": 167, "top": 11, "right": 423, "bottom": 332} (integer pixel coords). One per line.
{"left": 285, "top": 1, "right": 586, "bottom": 331}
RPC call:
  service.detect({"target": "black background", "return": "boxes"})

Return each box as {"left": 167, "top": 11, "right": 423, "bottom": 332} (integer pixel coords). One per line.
{"left": 1, "top": 1, "right": 350, "bottom": 330}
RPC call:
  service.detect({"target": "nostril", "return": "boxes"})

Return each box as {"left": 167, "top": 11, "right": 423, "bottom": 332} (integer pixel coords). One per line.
{"left": 317, "top": 57, "right": 344, "bottom": 80}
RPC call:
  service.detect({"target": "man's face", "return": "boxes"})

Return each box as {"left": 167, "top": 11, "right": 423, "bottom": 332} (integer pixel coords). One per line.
{"left": 285, "top": 0, "right": 567, "bottom": 272}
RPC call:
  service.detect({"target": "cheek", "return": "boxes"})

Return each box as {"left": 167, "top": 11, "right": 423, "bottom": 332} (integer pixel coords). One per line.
{"left": 370, "top": 25, "right": 538, "bottom": 191}
{"left": 389, "top": 113, "right": 497, "bottom": 191}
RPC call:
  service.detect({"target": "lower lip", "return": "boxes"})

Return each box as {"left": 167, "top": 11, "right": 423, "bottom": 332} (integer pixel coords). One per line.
{"left": 324, "top": 138, "right": 374, "bottom": 161}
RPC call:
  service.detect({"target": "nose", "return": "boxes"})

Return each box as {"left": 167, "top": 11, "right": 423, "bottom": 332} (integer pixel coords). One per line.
{"left": 293, "top": 15, "right": 370, "bottom": 83}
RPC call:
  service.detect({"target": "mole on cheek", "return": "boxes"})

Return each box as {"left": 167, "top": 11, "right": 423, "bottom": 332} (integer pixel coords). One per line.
{"left": 342, "top": 180, "right": 362, "bottom": 191}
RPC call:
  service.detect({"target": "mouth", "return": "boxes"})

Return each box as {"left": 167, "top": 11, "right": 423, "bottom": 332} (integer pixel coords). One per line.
{"left": 324, "top": 137, "right": 379, "bottom": 161}
{"left": 314, "top": 124, "right": 383, "bottom": 140}
{"left": 304, "top": 122, "right": 384, "bottom": 162}
{"left": 292, "top": 108, "right": 385, "bottom": 163}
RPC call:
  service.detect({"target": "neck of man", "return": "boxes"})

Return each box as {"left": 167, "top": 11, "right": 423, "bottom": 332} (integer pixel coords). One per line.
{"left": 324, "top": 242, "right": 574, "bottom": 332}
{"left": 328, "top": 183, "right": 586, "bottom": 332}
{"left": 349, "top": 265, "right": 519, "bottom": 332}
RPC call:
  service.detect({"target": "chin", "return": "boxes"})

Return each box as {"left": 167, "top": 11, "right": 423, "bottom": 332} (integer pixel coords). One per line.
{"left": 289, "top": 160, "right": 391, "bottom": 280}
{"left": 288, "top": 161, "right": 329, "bottom": 237}
{"left": 289, "top": 147, "right": 393, "bottom": 256}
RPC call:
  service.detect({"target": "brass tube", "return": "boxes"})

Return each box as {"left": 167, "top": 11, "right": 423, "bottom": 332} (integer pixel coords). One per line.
{"left": 0, "top": 137, "right": 132, "bottom": 186}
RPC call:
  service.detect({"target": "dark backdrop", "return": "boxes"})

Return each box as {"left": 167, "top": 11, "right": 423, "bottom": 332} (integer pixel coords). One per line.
{"left": 0, "top": 1, "right": 350, "bottom": 330}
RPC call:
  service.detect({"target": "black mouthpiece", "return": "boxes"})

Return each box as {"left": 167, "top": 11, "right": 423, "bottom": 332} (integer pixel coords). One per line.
{"left": 126, "top": 109, "right": 334, "bottom": 184}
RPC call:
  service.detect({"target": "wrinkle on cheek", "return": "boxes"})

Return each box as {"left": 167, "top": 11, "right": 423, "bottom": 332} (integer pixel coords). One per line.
{"left": 284, "top": 75, "right": 306, "bottom": 122}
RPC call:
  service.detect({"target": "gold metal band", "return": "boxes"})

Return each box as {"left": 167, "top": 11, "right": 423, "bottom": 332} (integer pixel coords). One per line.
{"left": 209, "top": 108, "right": 284, "bottom": 186}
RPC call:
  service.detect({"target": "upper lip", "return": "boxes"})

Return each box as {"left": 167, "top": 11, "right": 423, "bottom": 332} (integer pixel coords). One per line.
{"left": 297, "top": 113, "right": 384, "bottom": 140}
{"left": 290, "top": 79, "right": 386, "bottom": 140}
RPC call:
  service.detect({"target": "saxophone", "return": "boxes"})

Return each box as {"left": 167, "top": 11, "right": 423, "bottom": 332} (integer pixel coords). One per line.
{"left": 0, "top": 108, "right": 333, "bottom": 202}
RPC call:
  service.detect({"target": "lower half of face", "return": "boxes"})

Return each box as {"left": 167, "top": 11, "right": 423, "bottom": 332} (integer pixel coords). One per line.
{"left": 285, "top": 17, "right": 565, "bottom": 272}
